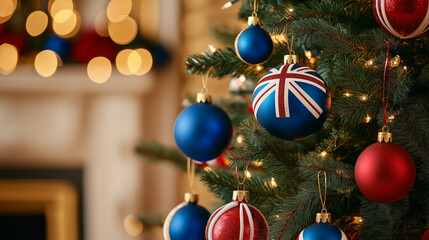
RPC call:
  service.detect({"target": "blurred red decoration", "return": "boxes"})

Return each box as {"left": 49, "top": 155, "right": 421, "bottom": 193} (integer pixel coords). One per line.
{"left": 0, "top": 31, "right": 26, "bottom": 53}
{"left": 422, "top": 229, "right": 429, "bottom": 240}
{"left": 71, "top": 30, "right": 118, "bottom": 63}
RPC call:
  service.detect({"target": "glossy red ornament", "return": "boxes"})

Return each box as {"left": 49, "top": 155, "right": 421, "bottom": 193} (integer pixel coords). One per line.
{"left": 373, "top": 0, "right": 429, "bottom": 39}
{"left": 422, "top": 229, "right": 429, "bottom": 240}
{"left": 206, "top": 191, "right": 268, "bottom": 240}
{"left": 355, "top": 140, "right": 416, "bottom": 203}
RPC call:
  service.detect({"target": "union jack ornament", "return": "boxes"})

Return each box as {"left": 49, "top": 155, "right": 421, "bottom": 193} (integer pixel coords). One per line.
{"left": 252, "top": 63, "right": 330, "bottom": 140}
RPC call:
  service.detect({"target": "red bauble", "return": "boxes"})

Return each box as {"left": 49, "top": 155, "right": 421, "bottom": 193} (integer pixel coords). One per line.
{"left": 373, "top": 0, "right": 429, "bottom": 39}
{"left": 355, "top": 142, "right": 416, "bottom": 203}
{"left": 422, "top": 229, "right": 429, "bottom": 240}
{"left": 71, "top": 30, "right": 118, "bottom": 63}
{"left": 206, "top": 201, "right": 268, "bottom": 240}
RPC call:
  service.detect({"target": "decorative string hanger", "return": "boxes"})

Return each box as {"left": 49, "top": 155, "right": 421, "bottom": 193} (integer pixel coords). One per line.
{"left": 317, "top": 171, "right": 331, "bottom": 223}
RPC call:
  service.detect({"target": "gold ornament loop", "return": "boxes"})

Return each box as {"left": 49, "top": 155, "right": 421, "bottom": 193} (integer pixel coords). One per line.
{"left": 235, "top": 162, "right": 250, "bottom": 191}
{"left": 187, "top": 158, "right": 196, "bottom": 194}
{"left": 197, "top": 75, "right": 213, "bottom": 103}
{"left": 317, "top": 171, "right": 327, "bottom": 211}
{"left": 316, "top": 171, "right": 331, "bottom": 223}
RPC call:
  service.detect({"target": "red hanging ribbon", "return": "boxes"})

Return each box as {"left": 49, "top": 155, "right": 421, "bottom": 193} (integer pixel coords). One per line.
{"left": 383, "top": 40, "right": 392, "bottom": 127}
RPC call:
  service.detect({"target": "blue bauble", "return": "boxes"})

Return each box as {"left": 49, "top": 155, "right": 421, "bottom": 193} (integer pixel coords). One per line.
{"left": 164, "top": 202, "right": 211, "bottom": 240}
{"left": 44, "top": 35, "right": 70, "bottom": 59}
{"left": 298, "top": 223, "right": 347, "bottom": 240}
{"left": 252, "top": 63, "right": 330, "bottom": 140}
{"left": 174, "top": 102, "right": 232, "bottom": 162}
{"left": 235, "top": 23, "right": 273, "bottom": 65}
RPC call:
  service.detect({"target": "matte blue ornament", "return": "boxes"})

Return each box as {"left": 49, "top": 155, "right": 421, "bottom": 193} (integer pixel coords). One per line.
{"left": 44, "top": 35, "right": 70, "bottom": 59}
{"left": 174, "top": 94, "right": 232, "bottom": 162}
{"left": 252, "top": 62, "right": 330, "bottom": 140}
{"left": 235, "top": 17, "right": 273, "bottom": 65}
{"left": 298, "top": 223, "right": 347, "bottom": 240}
{"left": 164, "top": 194, "right": 211, "bottom": 240}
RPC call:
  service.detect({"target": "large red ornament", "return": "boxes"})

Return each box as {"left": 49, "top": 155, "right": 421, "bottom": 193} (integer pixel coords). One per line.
{"left": 206, "top": 191, "right": 268, "bottom": 240}
{"left": 422, "top": 229, "right": 429, "bottom": 240}
{"left": 373, "top": 0, "right": 429, "bottom": 39}
{"left": 355, "top": 132, "right": 416, "bottom": 203}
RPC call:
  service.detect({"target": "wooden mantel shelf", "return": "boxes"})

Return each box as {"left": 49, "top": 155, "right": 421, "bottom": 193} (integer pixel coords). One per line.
{"left": 0, "top": 66, "right": 155, "bottom": 94}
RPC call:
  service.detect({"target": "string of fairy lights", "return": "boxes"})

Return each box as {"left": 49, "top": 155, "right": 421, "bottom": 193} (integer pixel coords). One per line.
{"left": 0, "top": 0, "right": 153, "bottom": 83}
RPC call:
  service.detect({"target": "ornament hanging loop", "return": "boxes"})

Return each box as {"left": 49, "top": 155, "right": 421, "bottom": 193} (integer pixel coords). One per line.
{"left": 316, "top": 171, "right": 331, "bottom": 223}
{"left": 382, "top": 40, "right": 392, "bottom": 127}
{"left": 317, "top": 171, "right": 327, "bottom": 211}
{"left": 235, "top": 162, "right": 249, "bottom": 191}
{"left": 185, "top": 158, "right": 199, "bottom": 203}
{"left": 197, "top": 75, "right": 213, "bottom": 103}
{"left": 187, "top": 157, "right": 196, "bottom": 194}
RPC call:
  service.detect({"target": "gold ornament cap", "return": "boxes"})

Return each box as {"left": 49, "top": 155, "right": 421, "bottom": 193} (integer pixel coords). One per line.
{"left": 316, "top": 210, "right": 331, "bottom": 223}
{"left": 184, "top": 193, "right": 199, "bottom": 203}
{"left": 284, "top": 54, "right": 299, "bottom": 64}
{"left": 233, "top": 190, "right": 250, "bottom": 202}
{"left": 377, "top": 131, "right": 393, "bottom": 143}
{"left": 248, "top": 16, "right": 262, "bottom": 26}
{"left": 196, "top": 92, "right": 212, "bottom": 103}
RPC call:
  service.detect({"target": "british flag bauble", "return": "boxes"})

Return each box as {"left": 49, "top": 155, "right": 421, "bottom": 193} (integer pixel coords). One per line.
{"left": 373, "top": 0, "right": 429, "bottom": 39}
{"left": 252, "top": 63, "right": 330, "bottom": 140}
{"left": 297, "top": 223, "right": 347, "bottom": 240}
{"left": 206, "top": 191, "right": 269, "bottom": 240}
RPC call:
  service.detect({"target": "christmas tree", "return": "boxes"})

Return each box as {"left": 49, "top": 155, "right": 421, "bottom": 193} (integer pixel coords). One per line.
{"left": 136, "top": 0, "right": 429, "bottom": 239}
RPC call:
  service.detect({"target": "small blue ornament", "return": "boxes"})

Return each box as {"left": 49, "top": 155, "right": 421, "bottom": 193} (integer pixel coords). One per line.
{"left": 252, "top": 63, "right": 330, "bottom": 140}
{"left": 235, "top": 17, "right": 273, "bottom": 65}
{"left": 298, "top": 223, "right": 347, "bottom": 240}
{"left": 164, "top": 194, "right": 211, "bottom": 240}
{"left": 44, "top": 34, "right": 70, "bottom": 59}
{"left": 174, "top": 95, "right": 232, "bottom": 162}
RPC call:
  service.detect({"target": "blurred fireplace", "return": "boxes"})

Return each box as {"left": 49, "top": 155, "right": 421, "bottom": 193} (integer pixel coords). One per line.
{"left": 0, "top": 169, "right": 83, "bottom": 240}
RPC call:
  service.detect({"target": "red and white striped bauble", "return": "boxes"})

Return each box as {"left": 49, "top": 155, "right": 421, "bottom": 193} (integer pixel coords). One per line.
{"left": 205, "top": 200, "right": 268, "bottom": 240}
{"left": 373, "top": 0, "right": 429, "bottom": 39}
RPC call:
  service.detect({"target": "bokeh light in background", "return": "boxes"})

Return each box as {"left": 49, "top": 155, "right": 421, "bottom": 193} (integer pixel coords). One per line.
{"left": 49, "top": 0, "right": 73, "bottom": 19}
{"left": 0, "top": 43, "right": 18, "bottom": 75}
{"left": 133, "top": 48, "right": 153, "bottom": 76}
{"left": 115, "top": 49, "right": 153, "bottom": 76}
{"left": 123, "top": 214, "right": 143, "bottom": 237}
{"left": 116, "top": 49, "right": 133, "bottom": 75}
{"left": 0, "top": 0, "right": 17, "bottom": 23}
{"left": 95, "top": 11, "right": 109, "bottom": 37}
{"left": 34, "top": 50, "right": 59, "bottom": 77}
{"left": 107, "top": 0, "right": 132, "bottom": 23}
{"left": 127, "top": 50, "right": 141, "bottom": 74}
{"left": 26, "top": 11, "right": 49, "bottom": 37}
{"left": 108, "top": 16, "right": 137, "bottom": 45}
{"left": 87, "top": 57, "right": 112, "bottom": 83}
{"left": 53, "top": 10, "right": 80, "bottom": 38}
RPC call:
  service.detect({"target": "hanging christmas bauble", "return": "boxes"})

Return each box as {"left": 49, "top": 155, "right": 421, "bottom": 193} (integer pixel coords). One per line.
{"left": 298, "top": 223, "right": 347, "bottom": 240}
{"left": 355, "top": 131, "right": 416, "bottom": 203}
{"left": 174, "top": 92, "right": 233, "bottom": 162}
{"left": 373, "top": 0, "right": 429, "bottom": 39}
{"left": 422, "top": 229, "right": 429, "bottom": 240}
{"left": 252, "top": 58, "right": 330, "bottom": 140}
{"left": 235, "top": 16, "right": 273, "bottom": 65}
{"left": 206, "top": 191, "right": 269, "bottom": 240}
{"left": 164, "top": 193, "right": 211, "bottom": 240}
{"left": 298, "top": 211, "right": 347, "bottom": 240}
